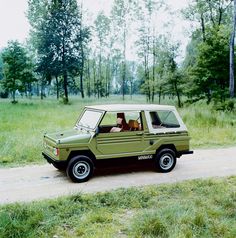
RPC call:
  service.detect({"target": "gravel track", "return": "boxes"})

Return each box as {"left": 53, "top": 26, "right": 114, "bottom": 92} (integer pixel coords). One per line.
{"left": 0, "top": 147, "right": 236, "bottom": 204}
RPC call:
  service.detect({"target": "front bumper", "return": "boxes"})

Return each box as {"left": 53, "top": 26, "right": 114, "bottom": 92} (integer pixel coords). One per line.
{"left": 42, "top": 152, "right": 55, "bottom": 164}
{"left": 42, "top": 152, "right": 67, "bottom": 170}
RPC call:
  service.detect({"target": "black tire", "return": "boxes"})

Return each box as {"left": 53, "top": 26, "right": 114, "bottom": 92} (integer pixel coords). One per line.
{"left": 155, "top": 148, "right": 176, "bottom": 173}
{"left": 66, "top": 155, "right": 94, "bottom": 182}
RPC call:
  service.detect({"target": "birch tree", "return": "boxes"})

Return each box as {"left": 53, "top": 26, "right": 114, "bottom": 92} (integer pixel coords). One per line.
{"left": 229, "top": 0, "right": 236, "bottom": 98}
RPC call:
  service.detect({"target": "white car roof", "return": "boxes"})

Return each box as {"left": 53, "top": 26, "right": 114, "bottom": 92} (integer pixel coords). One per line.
{"left": 85, "top": 104, "right": 176, "bottom": 112}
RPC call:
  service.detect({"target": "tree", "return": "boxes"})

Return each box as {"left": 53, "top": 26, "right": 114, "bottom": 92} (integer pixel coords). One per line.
{"left": 182, "top": 0, "right": 234, "bottom": 102}
{"left": 187, "top": 27, "right": 231, "bottom": 103}
{"left": 0, "top": 54, "right": 3, "bottom": 81}
{"left": 2, "top": 41, "right": 35, "bottom": 103}
{"left": 94, "top": 11, "right": 111, "bottom": 98}
{"left": 182, "top": 0, "right": 233, "bottom": 42}
{"left": 135, "top": 0, "right": 165, "bottom": 102}
{"left": 28, "top": 0, "right": 90, "bottom": 103}
{"left": 0, "top": 53, "right": 8, "bottom": 98}
{"left": 111, "top": 0, "right": 137, "bottom": 100}
{"left": 229, "top": 0, "right": 236, "bottom": 98}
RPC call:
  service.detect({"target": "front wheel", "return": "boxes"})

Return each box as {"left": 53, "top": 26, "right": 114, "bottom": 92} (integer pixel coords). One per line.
{"left": 155, "top": 148, "right": 176, "bottom": 173}
{"left": 66, "top": 155, "right": 94, "bottom": 183}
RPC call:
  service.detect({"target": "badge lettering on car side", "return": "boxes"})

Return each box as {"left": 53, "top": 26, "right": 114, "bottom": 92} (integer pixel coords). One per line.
{"left": 138, "top": 155, "right": 153, "bottom": 160}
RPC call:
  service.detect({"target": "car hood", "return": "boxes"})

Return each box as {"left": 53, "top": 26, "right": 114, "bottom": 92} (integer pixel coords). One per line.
{"left": 44, "top": 129, "right": 93, "bottom": 145}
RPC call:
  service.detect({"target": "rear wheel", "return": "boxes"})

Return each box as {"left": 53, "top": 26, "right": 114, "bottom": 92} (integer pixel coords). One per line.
{"left": 66, "top": 155, "right": 94, "bottom": 183}
{"left": 155, "top": 148, "right": 176, "bottom": 172}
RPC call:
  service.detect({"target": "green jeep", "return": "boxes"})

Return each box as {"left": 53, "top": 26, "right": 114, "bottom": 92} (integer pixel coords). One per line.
{"left": 42, "top": 104, "right": 193, "bottom": 182}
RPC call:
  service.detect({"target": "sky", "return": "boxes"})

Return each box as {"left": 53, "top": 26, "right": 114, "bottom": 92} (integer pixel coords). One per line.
{"left": 0, "top": 0, "right": 191, "bottom": 59}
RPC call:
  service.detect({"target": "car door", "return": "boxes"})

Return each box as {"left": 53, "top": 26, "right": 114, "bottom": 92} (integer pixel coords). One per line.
{"left": 96, "top": 111, "right": 149, "bottom": 158}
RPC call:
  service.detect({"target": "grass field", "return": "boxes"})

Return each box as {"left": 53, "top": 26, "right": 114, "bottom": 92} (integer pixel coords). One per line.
{"left": 1, "top": 97, "right": 236, "bottom": 237}
{"left": 0, "top": 176, "right": 235, "bottom": 238}
{"left": 0, "top": 95, "right": 236, "bottom": 167}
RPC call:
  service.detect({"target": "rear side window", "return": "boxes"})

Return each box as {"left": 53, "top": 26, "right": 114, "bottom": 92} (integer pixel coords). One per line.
{"left": 150, "top": 111, "right": 180, "bottom": 128}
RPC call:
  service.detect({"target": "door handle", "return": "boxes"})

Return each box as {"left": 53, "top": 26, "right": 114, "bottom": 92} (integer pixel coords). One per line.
{"left": 136, "top": 132, "right": 144, "bottom": 135}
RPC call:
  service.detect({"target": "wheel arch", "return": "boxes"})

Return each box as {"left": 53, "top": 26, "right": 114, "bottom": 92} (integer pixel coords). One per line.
{"left": 68, "top": 150, "right": 96, "bottom": 164}
{"left": 156, "top": 144, "right": 177, "bottom": 156}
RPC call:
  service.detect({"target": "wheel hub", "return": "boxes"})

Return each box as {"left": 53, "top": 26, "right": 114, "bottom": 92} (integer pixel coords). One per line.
{"left": 160, "top": 153, "right": 174, "bottom": 170}
{"left": 73, "top": 162, "right": 90, "bottom": 179}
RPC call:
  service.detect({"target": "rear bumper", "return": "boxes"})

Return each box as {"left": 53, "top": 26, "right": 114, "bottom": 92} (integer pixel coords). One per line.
{"left": 177, "top": 150, "right": 194, "bottom": 157}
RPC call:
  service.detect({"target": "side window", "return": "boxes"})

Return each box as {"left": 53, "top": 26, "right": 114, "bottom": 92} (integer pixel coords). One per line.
{"left": 100, "top": 112, "right": 117, "bottom": 126}
{"left": 99, "top": 111, "right": 143, "bottom": 133}
{"left": 150, "top": 111, "right": 180, "bottom": 128}
{"left": 125, "top": 112, "right": 143, "bottom": 131}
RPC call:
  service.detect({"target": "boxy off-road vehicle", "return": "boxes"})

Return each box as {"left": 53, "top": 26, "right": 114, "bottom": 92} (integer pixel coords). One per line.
{"left": 42, "top": 104, "right": 193, "bottom": 182}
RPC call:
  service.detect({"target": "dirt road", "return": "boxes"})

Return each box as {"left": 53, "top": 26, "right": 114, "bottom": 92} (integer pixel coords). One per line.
{"left": 0, "top": 147, "right": 236, "bottom": 204}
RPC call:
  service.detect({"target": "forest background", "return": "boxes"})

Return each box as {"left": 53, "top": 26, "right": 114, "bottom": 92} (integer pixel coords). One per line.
{"left": 0, "top": 0, "right": 235, "bottom": 110}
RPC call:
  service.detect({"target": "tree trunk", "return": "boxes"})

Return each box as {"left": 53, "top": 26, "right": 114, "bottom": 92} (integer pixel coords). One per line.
{"left": 152, "top": 30, "right": 156, "bottom": 103}
{"left": 174, "top": 81, "right": 181, "bottom": 108}
{"left": 12, "top": 90, "right": 16, "bottom": 102}
{"left": 87, "top": 60, "right": 91, "bottom": 98}
{"left": 122, "top": 61, "right": 126, "bottom": 100}
{"left": 122, "top": 27, "right": 127, "bottom": 100}
{"left": 80, "top": 47, "right": 85, "bottom": 99}
{"left": 62, "top": 36, "right": 69, "bottom": 103}
{"left": 80, "top": 71, "right": 84, "bottom": 98}
{"left": 63, "top": 71, "right": 69, "bottom": 103}
{"left": 93, "top": 60, "right": 97, "bottom": 98}
{"left": 159, "top": 86, "right": 162, "bottom": 104}
{"left": 55, "top": 75, "right": 59, "bottom": 100}
{"left": 98, "top": 49, "right": 102, "bottom": 99}
{"left": 229, "top": 0, "right": 236, "bottom": 98}
{"left": 40, "top": 78, "right": 44, "bottom": 100}
{"left": 200, "top": 13, "right": 206, "bottom": 42}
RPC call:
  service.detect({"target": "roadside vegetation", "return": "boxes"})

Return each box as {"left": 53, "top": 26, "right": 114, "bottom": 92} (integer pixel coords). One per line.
{"left": 0, "top": 96, "right": 236, "bottom": 167}
{"left": 0, "top": 176, "right": 235, "bottom": 238}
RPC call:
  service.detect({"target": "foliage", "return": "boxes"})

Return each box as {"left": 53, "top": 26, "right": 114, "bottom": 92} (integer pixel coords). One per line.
{"left": 0, "top": 0, "right": 234, "bottom": 104}
{"left": 94, "top": 11, "right": 112, "bottom": 98}
{"left": 1, "top": 41, "right": 35, "bottom": 103}
{"left": 185, "top": 27, "right": 231, "bottom": 103}
{"left": 182, "top": 0, "right": 235, "bottom": 102}
{"left": 213, "top": 99, "right": 235, "bottom": 111}
{"left": 182, "top": 0, "right": 233, "bottom": 41}
{"left": 111, "top": 0, "right": 138, "bottom": 100}
{"left": 0, "top": 53, "right": 8, "bottom": 98}
{"left": 28, "top": 0, "right": 90, "bottom": 103}
{"left": 229, "top": 0, "right": 236, "bottom": 98}
{"left": 0, "top": 176, "right": 235, "bottom": 237}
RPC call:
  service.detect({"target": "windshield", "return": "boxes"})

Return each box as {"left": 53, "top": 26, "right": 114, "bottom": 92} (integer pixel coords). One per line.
{"left": 76, "top": 109, "right": 103, "bottom": 130}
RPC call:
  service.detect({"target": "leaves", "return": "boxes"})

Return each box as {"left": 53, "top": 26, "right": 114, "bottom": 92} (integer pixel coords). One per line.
{"left": 1, "top": 41, "right": 35, "bottom": 101}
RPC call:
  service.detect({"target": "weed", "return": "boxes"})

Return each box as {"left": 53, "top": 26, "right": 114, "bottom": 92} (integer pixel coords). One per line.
{"left": 131, "top": 210, "right": 168, "bottom": 237}
{"left": 0, "top": 177, "right": 235, "bottom": 238}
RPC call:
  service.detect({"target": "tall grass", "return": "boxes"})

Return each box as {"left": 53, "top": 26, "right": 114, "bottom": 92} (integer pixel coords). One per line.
{"left": 0, "top": 176, "right": 235, "bottom": 237}
{"left": 180, "top": 103, "right": 236, "bottom": 148}
{"left": 0, "top": 96, "right": 236, "bottom": 167}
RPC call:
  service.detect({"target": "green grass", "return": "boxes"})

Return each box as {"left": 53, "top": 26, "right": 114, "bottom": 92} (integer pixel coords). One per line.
{"left": 181, "top": 102, "right": 236, "bottom": 148}
{"left": 0, "top": 176, "right": 235, "bottom": 238}
{"left": 0, "top": 96, "right": 236, "bottom": 167}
